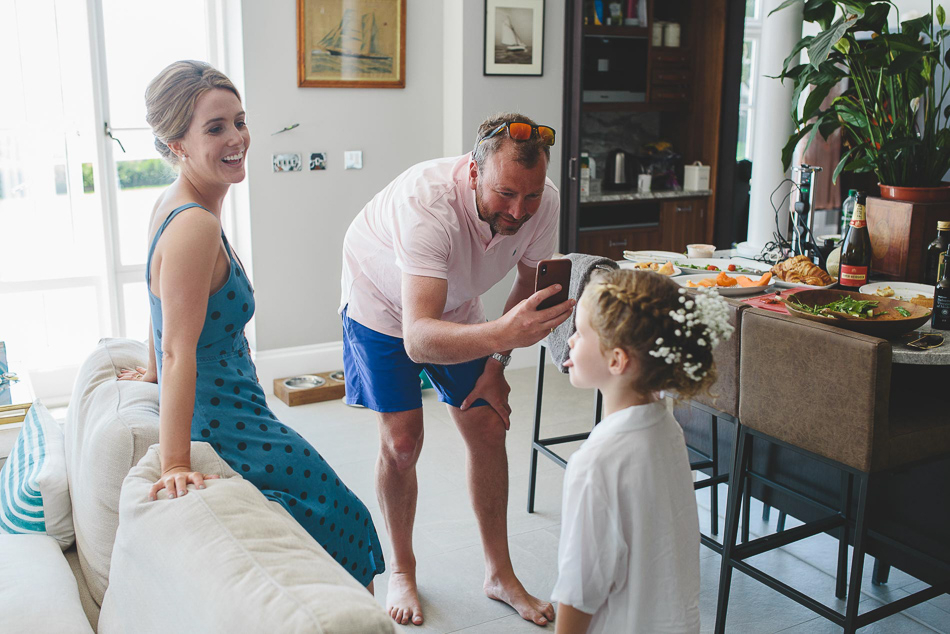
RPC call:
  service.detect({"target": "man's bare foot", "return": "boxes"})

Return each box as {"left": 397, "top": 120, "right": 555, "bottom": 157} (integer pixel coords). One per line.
{"left": 485, "top": 575, "right": 555, "bottom": 626}
{"left": 387, "top": 571, "right": 424, "bottom": 626}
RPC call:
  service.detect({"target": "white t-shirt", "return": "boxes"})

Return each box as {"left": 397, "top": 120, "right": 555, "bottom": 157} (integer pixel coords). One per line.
{"left": 551, "top": 399, "right": 701, "bottom": 634}
{"left": 339, "top": 153, "right": 559, "bottom": 338}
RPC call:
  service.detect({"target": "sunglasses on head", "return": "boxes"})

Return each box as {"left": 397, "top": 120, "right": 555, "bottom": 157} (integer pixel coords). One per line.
{"left": 476, "top": 122, "right": 556, "bottom": 150}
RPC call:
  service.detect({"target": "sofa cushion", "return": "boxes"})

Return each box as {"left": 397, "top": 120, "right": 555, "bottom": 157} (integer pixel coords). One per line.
{"left": 99, "top": 442, "right": 393, "bottom": 634}
{"left": 0, "top": 400, "right": 74, "bottom": 549}
{"left": 0, "top": 535, "right": 94, "bottom": 633}
{"left": 65, "top": 338, "right": 160, "bottom": 606}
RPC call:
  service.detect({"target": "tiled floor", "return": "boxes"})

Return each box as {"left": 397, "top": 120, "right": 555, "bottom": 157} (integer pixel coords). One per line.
{"left": 269, "top": 364, "right": 950, "bottom": 633}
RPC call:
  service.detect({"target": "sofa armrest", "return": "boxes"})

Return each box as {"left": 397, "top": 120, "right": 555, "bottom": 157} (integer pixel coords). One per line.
{"left": 99, "top": 443, "right": 392, "bottom": 634}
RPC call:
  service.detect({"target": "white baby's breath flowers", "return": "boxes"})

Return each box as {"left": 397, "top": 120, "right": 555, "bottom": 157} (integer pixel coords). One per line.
{"left": 649, "top": 286, "right": 735, "bottom": 381}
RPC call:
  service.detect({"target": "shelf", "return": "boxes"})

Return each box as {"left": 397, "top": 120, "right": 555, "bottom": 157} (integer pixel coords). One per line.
{"left": 583, "top": 25, "right": 649, "bottom": 37}
{"left": 580, "top": 189, "right": 712, "bottom": 206}
{"left": 582, "top": 101, "right": 688, "bottom": 113}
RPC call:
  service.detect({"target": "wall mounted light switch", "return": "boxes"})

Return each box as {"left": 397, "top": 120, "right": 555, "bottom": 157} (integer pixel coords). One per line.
{"left": 344, "top": 151, "right": 363, "bottom": 170}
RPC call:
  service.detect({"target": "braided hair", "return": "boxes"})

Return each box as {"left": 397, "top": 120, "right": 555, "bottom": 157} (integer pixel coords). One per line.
{"left": 579, "top": 269, "right": 719, "bottom": 400}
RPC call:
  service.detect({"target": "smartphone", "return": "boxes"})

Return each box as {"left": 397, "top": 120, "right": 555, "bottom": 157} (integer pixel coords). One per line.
{"left": 535, "top": 259, "right": 572, "bottom": 310}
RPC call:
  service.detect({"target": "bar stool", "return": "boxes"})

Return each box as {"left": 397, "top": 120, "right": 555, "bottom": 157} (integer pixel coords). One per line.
{"left": 715, "top": 309, "right": 950, "bottom": 633}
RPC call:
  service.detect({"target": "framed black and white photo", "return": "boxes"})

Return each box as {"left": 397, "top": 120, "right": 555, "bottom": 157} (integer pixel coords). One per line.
{"left": 484, "top": 0, "right": 544, "bottom": 76}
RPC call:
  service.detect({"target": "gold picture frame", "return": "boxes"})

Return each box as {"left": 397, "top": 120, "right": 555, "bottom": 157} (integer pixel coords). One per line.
{"left": 297, "top": 0, "right": 406, "bottom": 88}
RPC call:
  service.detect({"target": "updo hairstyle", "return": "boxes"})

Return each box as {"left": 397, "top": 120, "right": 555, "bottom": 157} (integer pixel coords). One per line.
{"left": 579, "top": 269, "right": 719, "bottom": 400}
{"left": 145, "top": 60, "right": 241, "bottom": 167}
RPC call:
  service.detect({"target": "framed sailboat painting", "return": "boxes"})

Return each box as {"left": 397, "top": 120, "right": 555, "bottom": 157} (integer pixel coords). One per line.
{"left": 297, "top": 0, "right": 406, "bottom": 88}
{"left": 484, "top": 0, "right": 544, "bottom": 76}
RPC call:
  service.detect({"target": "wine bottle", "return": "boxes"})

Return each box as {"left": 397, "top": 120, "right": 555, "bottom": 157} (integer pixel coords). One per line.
{"left": 933, "top": 246, "right": 950, "bottom": 330}
{"left": 838, "top": 192, "right": 871, "bottom": 288}
{"left": 926, "top": 221, "right": 950, "bottom": 285}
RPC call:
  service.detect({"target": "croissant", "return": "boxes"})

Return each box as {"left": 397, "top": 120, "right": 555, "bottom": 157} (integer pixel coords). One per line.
{"left": 770, "top": 255, "right": 833, "bottom": 286}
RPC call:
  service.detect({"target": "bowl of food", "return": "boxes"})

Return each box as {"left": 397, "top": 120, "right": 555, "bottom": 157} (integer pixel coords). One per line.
{"left": 686, "top": 243, "right": 717, "bottom": 258}
{"left": 784, "top": 289, "right": 932, "bottom": 338}
{"left": 617, "top": 260, "right": 682, "bottom": 276}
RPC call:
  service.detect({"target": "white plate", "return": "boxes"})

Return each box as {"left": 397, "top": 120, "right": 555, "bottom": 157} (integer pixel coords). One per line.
{"left": 622, "top": 250, "right": 684, "bottom": 263}
{"left": 773, "top": 278, "right": 836, "bottom": 290}
{"left": 673, "top": 258, "right": 772, "bottom": 275}
{"left": 860, "top": 281, "right": 936, "bottom": 301}
{"left": 674, "top": 273, "right": 775, "bottom": 296}
{"left": 617, "top": 260, "right": 683, "bottom": 277}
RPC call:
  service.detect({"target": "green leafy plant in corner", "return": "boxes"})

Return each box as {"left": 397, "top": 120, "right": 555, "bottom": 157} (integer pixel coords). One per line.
{"left": 775, "top": 0, "right": 950, "bottom": 187}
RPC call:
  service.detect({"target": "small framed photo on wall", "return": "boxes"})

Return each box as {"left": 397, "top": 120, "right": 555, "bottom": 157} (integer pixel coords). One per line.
{"left": 484, "top": 0, "right": 544, "bottom": 76}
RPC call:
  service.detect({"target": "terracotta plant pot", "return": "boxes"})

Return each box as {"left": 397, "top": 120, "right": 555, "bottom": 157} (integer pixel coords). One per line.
{"left": 878, "top": 184, "right": 950, "bottom": 203}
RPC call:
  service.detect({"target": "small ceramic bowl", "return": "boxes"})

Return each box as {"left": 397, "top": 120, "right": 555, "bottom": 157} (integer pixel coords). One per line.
{"left": 687, "top": 243, "right": 716, "bottom": 258}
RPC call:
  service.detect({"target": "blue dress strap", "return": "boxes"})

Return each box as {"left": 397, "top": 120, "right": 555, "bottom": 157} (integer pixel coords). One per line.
{"left": 146, "top": 203, "right": 214, "bottom": 286}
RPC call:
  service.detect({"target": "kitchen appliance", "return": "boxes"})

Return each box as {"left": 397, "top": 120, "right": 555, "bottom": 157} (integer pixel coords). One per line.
{"left": 604, "top": 149, "right": 636, "bottom": 190}
{"left": 582, "top": 35, "right": 648, "bottom": 102}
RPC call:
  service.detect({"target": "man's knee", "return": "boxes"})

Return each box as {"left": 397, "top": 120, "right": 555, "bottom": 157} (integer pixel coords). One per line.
{"left": 378, "top": 413, "right": 424, "bottom": 471}
{"left": 456, "top": 407, "right": 507, "bottom": 448}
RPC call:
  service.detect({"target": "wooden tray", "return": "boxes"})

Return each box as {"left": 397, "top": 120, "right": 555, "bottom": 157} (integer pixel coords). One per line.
{"left": 784, "top": 289, "right": 932, "bottom": 339}
{"left": 273, "top": 371, "right": 346, "bottom": 407}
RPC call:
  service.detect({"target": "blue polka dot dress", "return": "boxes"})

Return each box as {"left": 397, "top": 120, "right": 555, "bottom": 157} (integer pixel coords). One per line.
{"left": 146, "top": 203, "right": 384, "bottom": 585}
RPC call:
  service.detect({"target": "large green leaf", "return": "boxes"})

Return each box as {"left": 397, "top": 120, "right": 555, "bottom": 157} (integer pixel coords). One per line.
{"left": 902, "top": 14, "right": 933, "bottom": 39}
{"left": 783, "top": 36, "right": 814, "bottom": 75}
{"left": 886, "top": 51, "right": 926, "bottom": 75}
{"left": 840, "top": 1, "right": 870, "bottom": 17}
{"left": 803, "top": 82, "right": 834, "bottom": 122}
{"left": 808, "top": 16, "right": 859, "bottom": 68}
{"left": 853, "top": 4, "right": 890, "bottom": 32}
{"left": 879, "top": 137, "right": 922, "bottom": 154}
{"left": 803, "top": 0, "right": 836, "bottom": 27}
{"left": 769, "top": 0, "right": 805, "bottom": 17}
{"left": 832, "top": 144, "right": 861, "bottom": 183}
{"left": 782, "top": 124, "right": 815, "bottom": 171}
{"left": 836, "top": 103, "right": 870, "bottom": 129}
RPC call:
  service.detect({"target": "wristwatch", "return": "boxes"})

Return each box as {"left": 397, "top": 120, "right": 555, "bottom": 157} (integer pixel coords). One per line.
{"left": 490, "top": 352, "right": 512, "bottom": 368}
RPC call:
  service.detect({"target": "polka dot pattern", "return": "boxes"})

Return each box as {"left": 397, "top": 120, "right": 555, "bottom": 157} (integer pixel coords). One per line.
{"left": 148, "top": 203, "right": 384, "bottom": 587}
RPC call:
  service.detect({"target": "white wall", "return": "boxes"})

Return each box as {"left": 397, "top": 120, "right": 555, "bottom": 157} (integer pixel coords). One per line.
{"left": 241, "top": 0, "right": 445, "bottom": 352}
{"left": 241, "top": 0, "right": 565, "bottom": 362}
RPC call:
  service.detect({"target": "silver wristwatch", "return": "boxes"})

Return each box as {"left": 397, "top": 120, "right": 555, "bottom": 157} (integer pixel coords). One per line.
{"left": 490, "top": 352, "right": 512, "bottom": 368}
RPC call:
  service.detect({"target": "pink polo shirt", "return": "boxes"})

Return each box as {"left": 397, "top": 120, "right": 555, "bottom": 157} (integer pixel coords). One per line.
{"left": 340, "top": 153, "right": 559, "bottom": 338}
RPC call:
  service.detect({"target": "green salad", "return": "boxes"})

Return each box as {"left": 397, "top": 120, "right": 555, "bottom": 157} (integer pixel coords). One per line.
{"left": 788, "top": 295, "right": 886, "bottom": 319}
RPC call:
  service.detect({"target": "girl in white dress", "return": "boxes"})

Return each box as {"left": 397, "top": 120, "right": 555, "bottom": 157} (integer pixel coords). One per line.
{"left": 552, "top": 269, "right": 733, "bottom": 634}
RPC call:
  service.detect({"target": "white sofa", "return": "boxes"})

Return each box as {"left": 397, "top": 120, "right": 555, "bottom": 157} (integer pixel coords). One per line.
{"left": 7, "top": 338, "right": 392, "bottom": 633}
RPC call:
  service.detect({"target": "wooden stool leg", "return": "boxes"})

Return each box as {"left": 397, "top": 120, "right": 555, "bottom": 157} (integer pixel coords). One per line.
{"left": 710, "top": 416, "right": 719, "bottom": 535}
{"left": 836, "top": 471, "right": 853, "bottom": 599}
{"left": 843, "top": 473, "right": 870, "bottom": 634}
{"left": 715, "top": 425, "right": 750, "bottom": 634}
{"left": 527, "top": 344, "right": 546, "bottom": 514}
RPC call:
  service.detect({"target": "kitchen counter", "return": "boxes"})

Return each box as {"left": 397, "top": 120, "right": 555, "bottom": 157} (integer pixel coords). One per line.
{"left": 581, "top": 188, "right": 712, "bottom": 204}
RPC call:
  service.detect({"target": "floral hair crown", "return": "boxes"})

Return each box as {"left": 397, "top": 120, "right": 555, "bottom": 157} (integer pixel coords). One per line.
{"left": 648, "top": 286, "right": 734, "bottom": 381}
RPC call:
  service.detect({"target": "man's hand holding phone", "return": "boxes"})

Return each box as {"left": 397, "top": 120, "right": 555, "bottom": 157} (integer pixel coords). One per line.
{"left": 498, "top": 259, "right": 574, "bottom": 350}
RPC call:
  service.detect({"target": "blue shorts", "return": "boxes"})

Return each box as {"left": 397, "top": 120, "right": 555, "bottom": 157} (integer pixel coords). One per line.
{"left": 341, "top": 307, "right": 489, "bottom": 413}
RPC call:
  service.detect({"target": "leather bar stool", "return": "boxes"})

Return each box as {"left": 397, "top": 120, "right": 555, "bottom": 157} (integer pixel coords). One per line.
{"left": 673, "top": 297, "right": 746, "bottom": 552}
{"left": 715, "top": 309, "right": 950, "bottom": 633}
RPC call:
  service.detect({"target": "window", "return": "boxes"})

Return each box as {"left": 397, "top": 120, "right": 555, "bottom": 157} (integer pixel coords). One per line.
{"left": 0, "top": 0, "right": 240, "bottom": 403}
{"left": 738, "top": 0, "right": 762, "bottom": 162}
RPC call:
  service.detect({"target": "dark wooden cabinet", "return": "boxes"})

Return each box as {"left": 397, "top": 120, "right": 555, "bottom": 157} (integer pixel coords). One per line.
{"left": 560, "top": 0, "right": 727, "bottom": 258}
{"left": 578, "top": 225, "right": 664, "bottom": 261}
{"left": 661, "top": 198, "right": 707, "bottom": 252}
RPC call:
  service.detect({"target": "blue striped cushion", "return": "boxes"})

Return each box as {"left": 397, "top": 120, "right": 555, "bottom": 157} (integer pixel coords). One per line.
{"left": 0, "top": 400, "right": 74, "bottom": 548}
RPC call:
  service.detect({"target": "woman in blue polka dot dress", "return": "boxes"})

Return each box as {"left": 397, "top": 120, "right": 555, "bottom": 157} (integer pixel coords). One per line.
{"left": 118, "top": 61, "right": 384, "bottom": 589}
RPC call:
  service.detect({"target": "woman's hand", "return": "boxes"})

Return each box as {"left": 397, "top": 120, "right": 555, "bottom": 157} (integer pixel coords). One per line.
{"left": 117, "top": 366, "right": 157, "bottom": 383}
{"left": 148, "top": 466, "right": 220, "bottom": 501}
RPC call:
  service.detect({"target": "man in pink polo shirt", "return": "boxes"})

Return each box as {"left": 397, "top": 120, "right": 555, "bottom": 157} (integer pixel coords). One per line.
{"left": 340, "top": 113, "right": 573, "bottom": 627}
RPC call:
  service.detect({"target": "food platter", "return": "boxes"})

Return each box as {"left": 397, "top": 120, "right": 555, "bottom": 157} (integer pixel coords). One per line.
{"left": 773, "top": 278, "right": 837, "bottom": 290}
{"left": 617, "top": 260, "right": 683, "bottom": 277}
{"left": 622, "top": 250, "right": 684, "bottom": 262}
{"left": 674, "top": 272, "right": 775, "bottom": 296}
{"left": 672, "top": 258, "right": 771, "bottom": 274}
{"left": 859, "top": 281, "right": 936, "bottom": 302}
{"left": 784, "top": 289, "right": 932, "bottom": 338}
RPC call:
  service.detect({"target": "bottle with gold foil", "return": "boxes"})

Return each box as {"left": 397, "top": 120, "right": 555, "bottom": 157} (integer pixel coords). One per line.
{"left": 838, "top": 192, "right": 871, "bottom": 288}
{"left": 925, "top": 221, "right": 950, "bottom": 285}
{"left": 933, "top": 247, "right": 950, "bottom": 330}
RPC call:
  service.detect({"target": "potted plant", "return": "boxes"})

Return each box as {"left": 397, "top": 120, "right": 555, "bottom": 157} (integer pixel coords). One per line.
{"left": 776, "top": 0, "right": 950, "bottom": 201}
